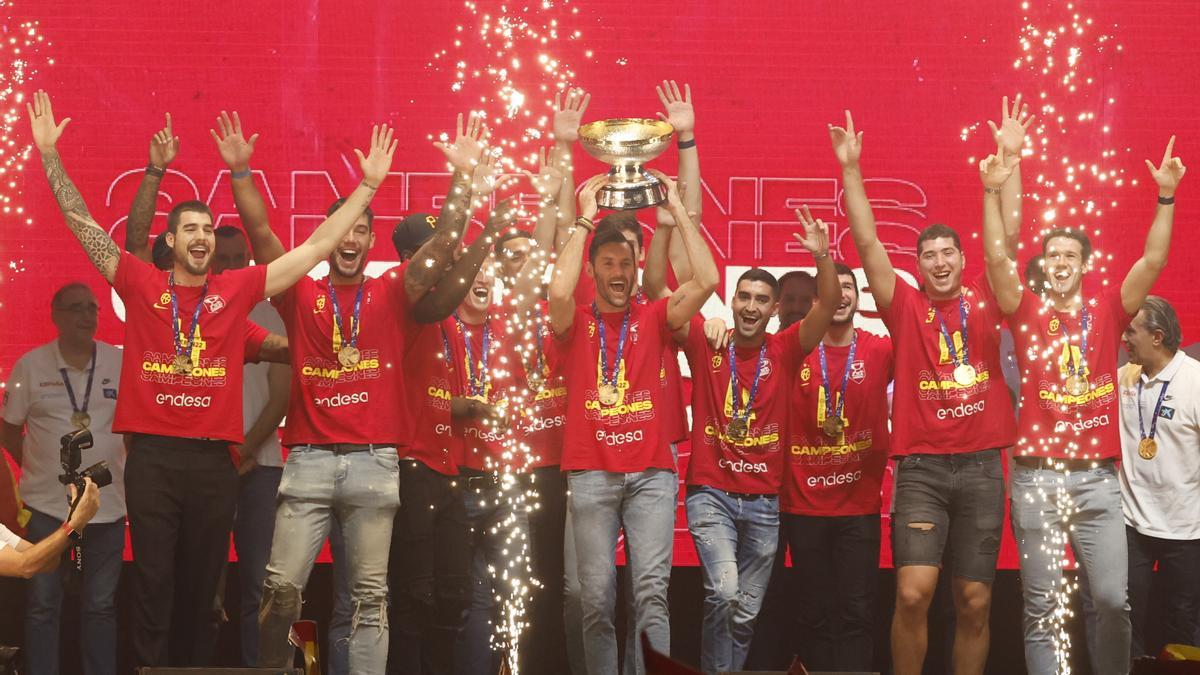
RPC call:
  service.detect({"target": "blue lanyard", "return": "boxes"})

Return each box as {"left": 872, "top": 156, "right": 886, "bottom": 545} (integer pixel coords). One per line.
{"left": 59, "top": 343, "right": 97, "bottom": 416}
{"left": 933, "top": 293, "right": 969, "bottom": 367}
{"left": 455, "top": 313, "right": 491, "bottom": 398}
{"left": 1065, "top": 306, "right": 1090, "bottom": 378}
{"left": 1137, "top": 378, "right": 1171, "bottom": 441}
{"left": 169, "top": 272, "right": 208, "bottom": 360}
{"left": 326, "top": 277, "right": 365, "bottom": 351}
{"left": 728, "top": 338, "right": 768, "bottom": 425}
{"left": 593, "top": 302, "right": 631, "bottom": 387}
{"left": 819, "top": 331, "right": 857, "bottom": 423}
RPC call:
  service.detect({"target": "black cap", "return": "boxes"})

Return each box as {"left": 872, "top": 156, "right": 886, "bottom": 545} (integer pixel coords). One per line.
{"left": 391, "top": 213, "right": 438, "bottom": 260}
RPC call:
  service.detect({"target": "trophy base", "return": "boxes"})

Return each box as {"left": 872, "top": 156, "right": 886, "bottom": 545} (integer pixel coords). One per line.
{"left": 597, "top": 171, "right": 668, "bottom": 210}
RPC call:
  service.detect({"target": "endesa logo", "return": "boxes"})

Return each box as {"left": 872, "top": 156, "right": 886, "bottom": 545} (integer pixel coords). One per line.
{"left": 596, "top": 429, "right": 644, "bottom": 446}
{"left": 155, "top": 393, "right": 212, "bottom": 408}
{"left": 718, "top": 457, "right": 769, "bottom": 474}
{"left": 1054, "top": 414, "right": 1110, "bottom": 433}
{"left": 936, "top": 400, "right": 985, "bottom": 420}
{"left": 523, "top": 414, "right": 565, "bottom": 434}
{"left": 807, "top": 470, "right": 862, "bottom": 487}
{"left": 314, "top": 392, "right": 369, "bottom": 408}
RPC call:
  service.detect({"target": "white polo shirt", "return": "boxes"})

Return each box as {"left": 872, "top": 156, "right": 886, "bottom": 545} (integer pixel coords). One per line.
{"left": 1117, "top": 352, "right": 1200, "bottom": 540}
{"left": 246, "top": 301, "right": 286, "bottom": 467}
{"left": 2, "top": 340, "right": 126, "bottom": 523}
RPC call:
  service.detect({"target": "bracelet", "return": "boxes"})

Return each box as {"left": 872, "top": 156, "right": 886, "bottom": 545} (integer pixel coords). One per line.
{"left": 983, "top": 186, "right": 1002, "bottom": 195}
{"left": 1158, "top": 195, "right": 1176, "bottom": 205}
{"left": 230, "top": 168, "right": 252, "bottom": 180}
{"left": 677, "top": 138, "right": 696, "bottom": 150}
{"left": 813, "top": 251, "right": 829, "bottom": 262}
{"left": 60, "top": 521, "right": 78, "bottom": 541}
{"left": 145, "top": 164, "right": 166, "bottom": 177}
{"left": 576, "top": 216, "right": 594, "bottom": 232}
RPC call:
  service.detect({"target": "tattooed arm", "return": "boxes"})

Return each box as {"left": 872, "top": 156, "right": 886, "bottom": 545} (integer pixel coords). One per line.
{"left": 412, "top": 198, "right": 516, "bottom": 323}
{"left": 28, "top": 91, "right": 120, "bottom": 283}
{"left": 126, "top": 113, "right": 178, "bottom": 263}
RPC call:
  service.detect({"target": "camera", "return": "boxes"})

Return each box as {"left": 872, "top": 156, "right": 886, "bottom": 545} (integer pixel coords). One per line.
{"left": 57, "top": 428, "right": 112, "bottom": 493}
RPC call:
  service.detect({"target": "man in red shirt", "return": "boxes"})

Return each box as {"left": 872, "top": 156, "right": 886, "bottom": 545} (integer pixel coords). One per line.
{"left": 28, "top": 90, "right": 397, "bottom": 668}
{"left": 549, "top": 168, "right": 718, "bottom": 674}
{"left": 829, "top": 109, "right": 1016, "bottom": 675}
{"left": 782, "top": 262, "right": 894, "bottom": 672}
{"left": 979, "top": 116, "right": 1187, "bottom": 674}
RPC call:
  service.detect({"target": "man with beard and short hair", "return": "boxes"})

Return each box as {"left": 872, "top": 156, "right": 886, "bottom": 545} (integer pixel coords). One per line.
{"left": 549, "top": 168, "right": 718, "bottom": 674}
{"left": 980, "top": 124, "right": 1186, "bottom": 673}
{"left": 29, "top": 90, "right": 397, "bottom": 668}
{"left": 778, "top": 270, "right": 817, "bottom": 330}
{"left": 830, "top": 108, "right": 1016, "bottom": 675}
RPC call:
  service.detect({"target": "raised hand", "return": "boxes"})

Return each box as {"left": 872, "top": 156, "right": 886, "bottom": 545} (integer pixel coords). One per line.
{"left": 979, "top": 147, "right": 1019, "bottom": 189}
{"left": 1145, "top": 135, "right": 1186, "bottom": 197}
{"left": 149, "top": 112, "right": 180, "bottom": 169}
{"left": 471, "top": 147, "right": 517, "bottom": 198}
{"left": 987, "top": 94, "right": 1035, "bottom": 157}
{"left": 354, "top": 124, "right": 399, "bottom": 186}
{"left": 434, "top": 111, "right": 490, "bottom": 175}
{"left": 829, "top": 110, "right": 863, "bottom": 169}
{"left": 655, "top": 80, "right": 694, "bottom": 135}
{"left": 210, "top": 110, "right": 258, "bottom": 172}
{"left": 27, "top": 89, "right": 71, "bottom": 153}
{"left": 553, "top": 88, "right": 590, "bottom": 144}
{"left": 577, "top": 174, "right": 609, "bottom": 221}
{"left": 485, "top": 196, "right": 520, "bottom": 232}
{"left": 522, "top": 146, "right": 566, "bottom": 198}
{"left": 646, "top": 168, "right": 685, "bottom": 210}
{"left": 793, "top": 205, "right": 830, "bottom": 259}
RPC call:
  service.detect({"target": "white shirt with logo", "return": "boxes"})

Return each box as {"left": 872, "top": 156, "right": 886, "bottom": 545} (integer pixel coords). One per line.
{"left": 246, "top": 301, "right": 286, "bottom": 468}
{"left": 2, "top": 340, "right": 126, "bottom": 523}
{"left": 1118, "top": 352, "right": 1200, "bottom": 540}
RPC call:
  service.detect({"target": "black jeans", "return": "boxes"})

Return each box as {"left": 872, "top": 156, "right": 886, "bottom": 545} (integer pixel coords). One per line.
{"left": 387, "top": 459, "right": 471, "bottom": 675}
{"left": 782, "top": 512, "right": 881, "bottom": 672}
{"left": 125, "top": 433, "right": 237, "bottom": 667}
{"left": 522, "top": 465, "right": 570, "bottom": 675}
{"left": 1127, "top": 526, "right": 1200, "bottom": 658}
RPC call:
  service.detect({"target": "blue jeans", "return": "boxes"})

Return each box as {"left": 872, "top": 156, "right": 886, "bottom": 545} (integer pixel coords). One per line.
{"left": 685, "top": 486, "right": 779, "bottom": 675}
{"left": 327, "top": 519, "right": 352, "bottom": 675}
{"left": 1011, "top": 461, "right": 1131, "bottom": 675}
{"left": 562, "top": 503, "right": 587, "bottom": 675}
{"left": 233, "top": 465, "right": 282, "bottom": 666}
{"left": 568, "top": 468, "right": 677, "bottom": 675}
{"left": 257, "top": 445, "right": 400, "bottom": 674}
{"left": 24, "top": 509, "right": 124, "bottom": 675}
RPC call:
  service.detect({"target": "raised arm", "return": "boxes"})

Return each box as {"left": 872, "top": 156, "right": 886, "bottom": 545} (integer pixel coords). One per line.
{"left": 549, "top": 174, "right": 606, "bottom": 334}
{"left": 830, "top": 111, "right": 896, "bottom": 310}
{"left": 126, "top": 113, "right": 179, "bottom": 263}
{"left": 552, "top": 88, "right": 587, "bottom": 253}
{"left": 263, "top": 125, "right": 397, "bottom": 298}
{"left": 212, "top": 111, "right": 284, "bottom": 263}
{"left": 979, "top": 149, "right": 1023, "bottom": 315}
{"left": 28, "top": 91, "right": 120, "bottom": 283}
{"left": 1122, "top": 137, "right": 1186, "bottom": 315}
{"left": 647, "top": 169, "right": 719, "bottom": 330}
{"left": 653, "top": 80, "right": 699, "bottom": 288}
{"left": 643, "top": 214, "right": 674, "bottom": 301}
{"left": 793, "top": 206, "right": 839, "bottom": 352}
{"left": 522, "top": 145, "right": 567, "bottom": 253}
{"left": 988, "top": 94, "right": 1035, "bottom": 260}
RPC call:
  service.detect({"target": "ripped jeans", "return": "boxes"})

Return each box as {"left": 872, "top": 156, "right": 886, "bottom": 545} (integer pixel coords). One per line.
{"left": 257, "top": 445, "right": 401, "bottom": 674}
{"left": 685, "top": 485, "right": 779, "bottom": 675}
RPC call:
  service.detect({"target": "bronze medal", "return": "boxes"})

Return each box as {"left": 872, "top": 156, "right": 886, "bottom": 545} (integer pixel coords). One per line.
{"left": 70, "top": 411, "right": 90, "bottom": 430}
{"left": 598, "top": 383, "right": 619, "bottom": 406}
{"left": 1137, "top": 437, "right": 1158, "bottom": 460}
{"left": 527, "top": 372, "right": 545, "bottom": 392}
{"left": 338, "top": 345, "right": 361, "bottom": 368}
{"left": 822, "top": 416, "right": 844, "bottom": 438}
{"left": 953, "top": 363, "right": 976, "bottom": 386}
{"left": 173, "top": 354, "right": 192, "bottom": 375}
{"left": 726, "top": 417, "right": 749, "bottom": 442}
{"left": 1064, "top": 374, "right": 1089, "bottom": 397}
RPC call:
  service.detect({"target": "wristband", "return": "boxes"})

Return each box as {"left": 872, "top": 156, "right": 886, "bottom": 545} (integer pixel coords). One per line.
{"left": 361, "top": 179, "right": 379, "bottom": 191}
{"left": 145, "top": 164, "right": 166, "bottom": 178}
{"left": 677, "top": 138, "right": 696, "bottom": 150}
{"left": 1158, "top": 195, "right": 1175, "bottom": 205}
{"left": 60, "top": 521, "right": 79, "bottom": 541}
{"left": 230, "top": 168, "right": 252, "bottom": 180}
{"left": 576, "top": 216, "right": 594, "bottom": 232}
{"left": 983, "top": 186, "right": 1001, "bottom": 194}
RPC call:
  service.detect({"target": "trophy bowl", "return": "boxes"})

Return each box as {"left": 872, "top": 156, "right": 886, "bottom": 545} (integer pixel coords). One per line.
{"left": 578, "top": 118, "right": 675, "bottom": 210}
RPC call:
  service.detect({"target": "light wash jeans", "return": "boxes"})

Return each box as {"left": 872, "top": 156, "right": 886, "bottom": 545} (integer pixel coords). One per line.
{"left": 24, "top": 509, "right": 125, "bottom": 675}
{"left": 685, "top": 485, "right": 779, "bottom": 675}
{"left": 1010, "top": 461, "right": 1131, "bottom": 675}
{"left": 256, "top": 445, "right": 401, "bottom": 674}
{"left": 327, "top": 519, "right": 352, "bottom": 675}
{"left": 569, "top": 468, "right": 677, "bottom": 675}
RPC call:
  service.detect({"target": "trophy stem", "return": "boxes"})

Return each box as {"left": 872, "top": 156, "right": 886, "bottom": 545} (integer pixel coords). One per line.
{"left": 598, "top": 165, "right": 668, "bottom": 210}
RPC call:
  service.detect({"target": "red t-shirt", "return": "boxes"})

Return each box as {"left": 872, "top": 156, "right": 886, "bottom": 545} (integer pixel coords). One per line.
{"left": 448, "top": 314, "right": 514, "bottom": 472}
{"left": 273, "top": 265, "right": 411, "bottom": 447}
{"left": 399, "top": 311, "right": 462, "bottom": 476}
{"left": 682, "top": 317, "right": 807, "bottom": 494}
{"left": 244, "top": 320, "right": 268, "bottom": 362}
{"left": 512, "top": 310, "right": 568, "bottom": 468}
{"left": 782, "top": 329, "right": 894, "bottom": 516}
{"left": 556, "top": 299, "right": 677, "bottom": 473}
{"left": 881, "top": 274, "right": 1016, "bottom": 456}
{"left": 111, "top": 252, "right": 266, "bottom": 443}
{"left": 1010, "top": 287, "right": 1132, "bottom": 460}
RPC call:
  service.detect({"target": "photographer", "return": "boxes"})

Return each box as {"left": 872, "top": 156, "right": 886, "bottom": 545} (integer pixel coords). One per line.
{"left": 1, "top": 282, "right": 125, "bottom": 675}
{"left": 0, "top": 478, "right": 101, "bottom": 577}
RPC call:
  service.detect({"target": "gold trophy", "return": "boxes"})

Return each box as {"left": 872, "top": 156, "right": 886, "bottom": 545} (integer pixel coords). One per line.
{"left": 578, "top": 118, "right": 675, "bottom": 210}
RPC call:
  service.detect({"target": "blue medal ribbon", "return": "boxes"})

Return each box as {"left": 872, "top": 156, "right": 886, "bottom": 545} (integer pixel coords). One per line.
{"left": 455, "top": 313, "right": 491, "bottom": 398}
{"left": 169, "top": 272, "right": 208, "bottom": 365}
{"left": 593, "top": 302, "right": 631, "bottom": 390}
{"left": 1137, "top": 378, "right": 1171, "bottom": 441}
{"left": 326, "top": 277, "right": 365, "bottom": 355}
{"left": 59, "top": 342, "right": 97, "bottom": 418}
{"left": 818, "top": 330, "right": 858, "bottom": 426}
{"left": 728, "top": 337, "right": 768, "bottom": 428}
{"left": 933, "top": 293, "right": 970, "bottom": 370}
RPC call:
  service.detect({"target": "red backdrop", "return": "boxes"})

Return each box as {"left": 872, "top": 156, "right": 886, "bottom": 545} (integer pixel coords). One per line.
{"left": 2, "top": 0, "right": 1197, "bottom": 566}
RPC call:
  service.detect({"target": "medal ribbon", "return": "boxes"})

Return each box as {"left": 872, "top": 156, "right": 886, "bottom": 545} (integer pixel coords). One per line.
{"left": 728, "top": 337, "right": 768, "bottom": 427}
{"left": 593, "top": 302, "right": 631, "bottom": 390}
{"left": 169, "top": 272, "right": 208, "bottom": 364}
{"left": 934, "top": 293, "right": 970, "bottom": 370}
{"left": 524, "top": 318, "right": 546, "bottom": 383}
{"left": 455, "top": 313, "right": 491, "bottom": 398}
{"left": 59, "top": 342, "right": 97, "bottom": 418}
{"left": 1136, "top": 378, "right": 1171, "bottom": 441}
{"left": 326, "top": 278, "right": 366, "bottom": 354}
{"left": 818, "top": 331, "right": 858, "bottom": 425}
{"left": 1064, "top": 306, "right": 1090, "bottom": 380}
